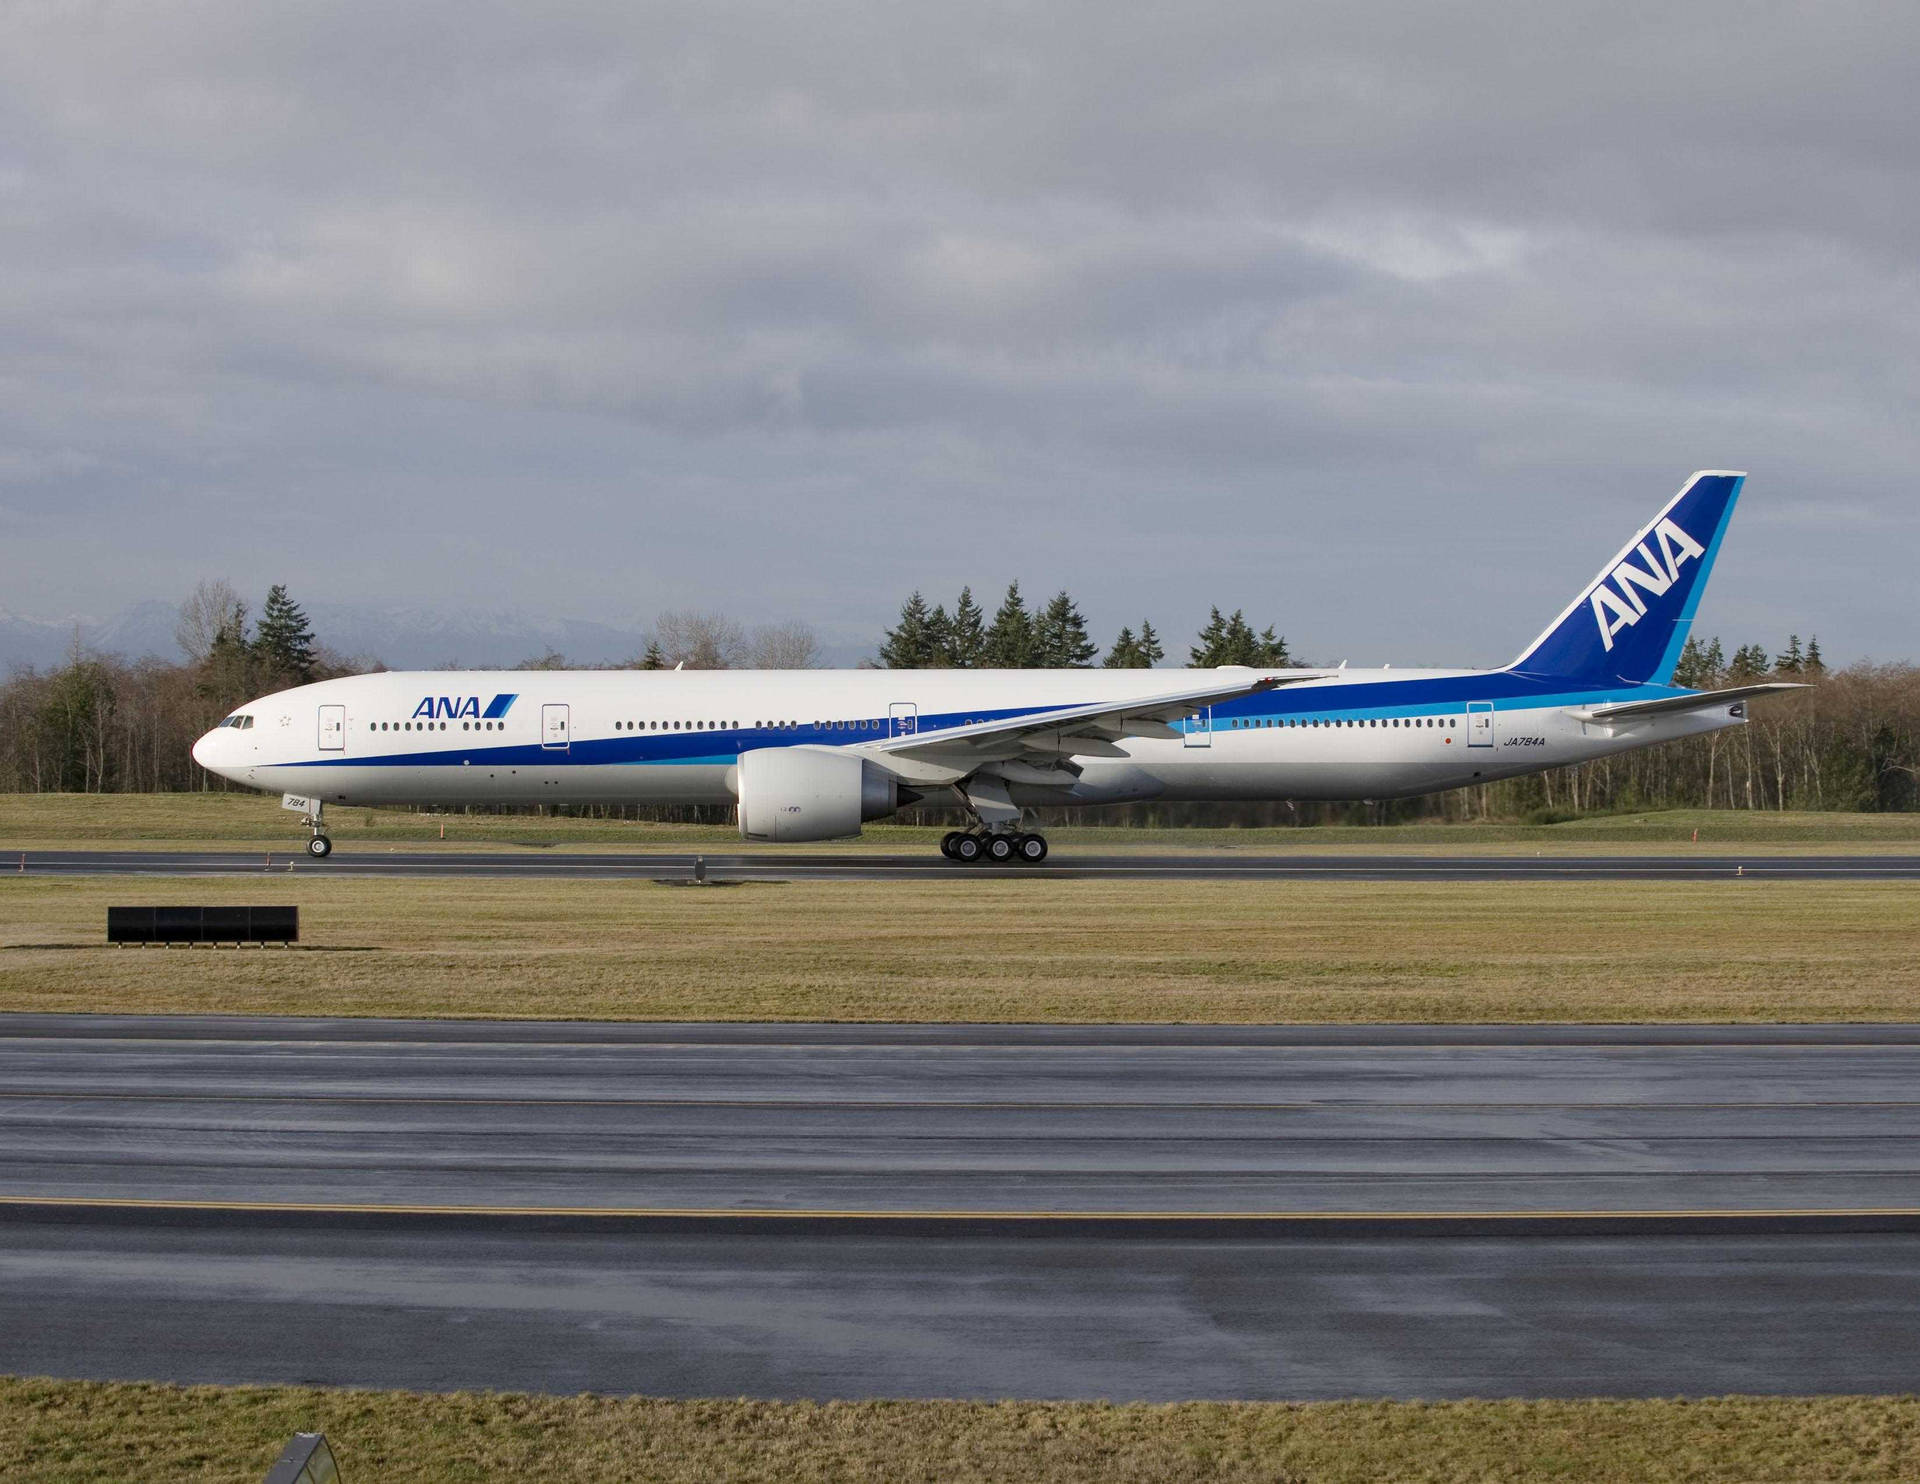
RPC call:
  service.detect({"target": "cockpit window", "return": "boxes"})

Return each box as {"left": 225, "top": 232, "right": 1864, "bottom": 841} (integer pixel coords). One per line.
{"left": 219, "top": 715, "right": 254, "bottom": 729}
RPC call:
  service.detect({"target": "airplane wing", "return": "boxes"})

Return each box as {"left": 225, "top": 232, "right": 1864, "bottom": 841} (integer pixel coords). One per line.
{"left": 859, "top": 671, "right": 1333, "bottom": 772}
{"left": 1567, "top": 682, "right": 1810, "bottom": 724}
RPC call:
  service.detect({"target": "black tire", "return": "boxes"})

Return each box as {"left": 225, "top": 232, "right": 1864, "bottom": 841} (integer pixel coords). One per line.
{"left": 307, "top": 835, "right": 333, "bottom": 859}
{"left": 952, "top": 833, "right": 984, "bottom": 864}
{"left": 1017, "top": 833, "right": 1048, "bottom": 863}
{"left": 986, "top": 834, "right": 1016, "bottom": 863}
{"left": 940, "top": 831, "right": 964, "bottom": 860}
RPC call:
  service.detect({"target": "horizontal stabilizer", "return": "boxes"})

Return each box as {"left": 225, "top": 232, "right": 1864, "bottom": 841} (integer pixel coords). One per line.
{"left": 1567, "top": 682, "right": 1809, "bottom": 724}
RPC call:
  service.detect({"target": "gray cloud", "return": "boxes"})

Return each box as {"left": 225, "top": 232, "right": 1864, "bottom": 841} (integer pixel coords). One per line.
{"left": 0, "top": 0, "right": 1914, "bottom": 665}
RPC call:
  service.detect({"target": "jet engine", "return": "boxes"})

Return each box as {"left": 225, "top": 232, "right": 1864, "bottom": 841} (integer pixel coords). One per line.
{"left": 734, "top": 746, "right": 907, "bottom": 842}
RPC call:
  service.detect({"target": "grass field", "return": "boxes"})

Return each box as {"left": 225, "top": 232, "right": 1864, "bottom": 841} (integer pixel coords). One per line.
{"left": 3, "top": 791, "right": 1920, "bottom": 853}
{"left": 4, "top": 873, "right": 1916, "bottom": 1022}
{"left": 5, "top": 1377, "right": 1920, "bottom": 1483}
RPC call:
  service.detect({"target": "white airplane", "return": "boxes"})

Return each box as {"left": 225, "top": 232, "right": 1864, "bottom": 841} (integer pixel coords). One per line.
{"left": 194, "top": 471, "right": 1803, "bottom": 862}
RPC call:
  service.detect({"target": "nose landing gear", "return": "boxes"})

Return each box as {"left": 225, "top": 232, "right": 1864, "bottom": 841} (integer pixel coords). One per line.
{"left": 286, "top": 795, "right": 333, "bottom": 860}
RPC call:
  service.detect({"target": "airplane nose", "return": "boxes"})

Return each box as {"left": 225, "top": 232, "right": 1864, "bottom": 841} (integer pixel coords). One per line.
{"left": 191, "top": 730, "right": 216, "bottom": 770}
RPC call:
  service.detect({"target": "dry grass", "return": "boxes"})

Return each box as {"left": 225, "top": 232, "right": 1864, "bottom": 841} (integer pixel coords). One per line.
{"left": 4, "top": 1378, "right": 1920, "bottom": 1483}
{"left": 4, "top": 791, "right": 1920, "bottom": 853}
{"left": 3, "top": 875, "right": 1916, "bottom": 1022}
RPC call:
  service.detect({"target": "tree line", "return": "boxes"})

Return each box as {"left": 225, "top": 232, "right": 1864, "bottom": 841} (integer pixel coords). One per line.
{"left": 878, "top": 583, "right": 1292, "bottom": 669}
{"left": 0, "top": 585, "right": 826, "bottom": 795}
{"left": 1, "top": 575, "right": 1912, "bottom": 817}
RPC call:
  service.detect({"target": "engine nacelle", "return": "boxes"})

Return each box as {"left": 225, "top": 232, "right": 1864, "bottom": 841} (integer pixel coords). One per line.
{"left": 734, "top": 746, "right": 903, "bottom": 842}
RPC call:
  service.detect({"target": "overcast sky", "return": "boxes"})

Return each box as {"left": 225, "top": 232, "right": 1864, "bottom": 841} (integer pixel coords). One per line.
{"left": 2, "top": 1, "right": 1914, "bottom": 666}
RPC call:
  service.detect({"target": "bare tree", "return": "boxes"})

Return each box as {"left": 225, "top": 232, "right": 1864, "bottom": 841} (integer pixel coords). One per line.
{"left": 174, "top": 579, "right": 244, "bottom": 664}
{"left": 743, "top": 620, "right": 821, "bottom": 670}
{"left": 651, "top": 610, "right": 747, "bottom": 670}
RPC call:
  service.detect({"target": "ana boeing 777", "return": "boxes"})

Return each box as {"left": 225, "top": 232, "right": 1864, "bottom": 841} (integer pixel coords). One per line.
{"left": 193, "top": 471, "right": 1802, "bottom": 862}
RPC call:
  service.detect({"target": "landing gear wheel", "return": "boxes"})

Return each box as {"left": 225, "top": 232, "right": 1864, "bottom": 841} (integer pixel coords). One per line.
{"left": 1016, "top": 833, "right": 1049, "bottom": 864}
{"left": 985, "top": 833, "right": 1016, "bottom": 864}
{"left": 306, "top": 835, "right": 333, "bottom": 859}
{"left": 940, "top": 831, "right": 965, "bottom": 860}
{"left": 952, "top": 833, "right": 984, "bottom": 864}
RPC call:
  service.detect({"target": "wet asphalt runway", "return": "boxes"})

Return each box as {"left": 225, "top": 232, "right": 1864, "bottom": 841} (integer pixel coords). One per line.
{"left": 14, "top": 848, "right": 1920, "bottom": 879}
{"left": 6, "top": 1016, "right": 1920, "bottom": 1397}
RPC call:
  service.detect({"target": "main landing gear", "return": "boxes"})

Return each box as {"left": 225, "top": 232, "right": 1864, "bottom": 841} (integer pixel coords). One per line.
{"left": 941, "top": 830, "right": 1049, "bottom": 865}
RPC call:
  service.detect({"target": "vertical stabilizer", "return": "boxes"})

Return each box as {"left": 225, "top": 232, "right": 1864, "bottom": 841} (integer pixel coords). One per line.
{"left": 1507, "top": 471, "right": 1745, "bottom": 686}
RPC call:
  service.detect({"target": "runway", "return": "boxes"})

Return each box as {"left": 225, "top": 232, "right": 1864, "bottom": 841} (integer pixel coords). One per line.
{"left": 16, "top": 847, "right": 1920, "bottom": 880}
{"left": 6, "top": 1015, "right": 1920, "bottom": 1397}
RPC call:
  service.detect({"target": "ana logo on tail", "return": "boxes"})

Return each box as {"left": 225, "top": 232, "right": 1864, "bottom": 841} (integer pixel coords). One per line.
{"left": 1589, "top": 518, "right": 1706, "bottom": 652}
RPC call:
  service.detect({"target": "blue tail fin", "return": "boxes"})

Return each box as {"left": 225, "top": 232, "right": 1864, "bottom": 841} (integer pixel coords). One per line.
{"left": 1507, "top": 471, "right": 1745, "bottom": 686}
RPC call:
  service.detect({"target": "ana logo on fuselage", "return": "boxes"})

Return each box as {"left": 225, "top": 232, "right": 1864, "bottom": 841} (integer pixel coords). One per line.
{"left": 1589, "top": 518, "right": 1705, "bottom": 651}
{"left": 412, "top": 692, "right": 518, "bottom": 721}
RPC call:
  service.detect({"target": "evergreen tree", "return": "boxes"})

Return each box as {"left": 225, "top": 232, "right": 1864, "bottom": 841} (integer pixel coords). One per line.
{"left": 39, "top": 647, "right": 117, "bottom": 792}
{"left": 1190, "top": 607, "right": 1274, "bottom": 666}
{"left": 946, "top": 587, "right": 986, "bottom": 668}
{"left": 196, "top": 602, "right": 269, "bottom": 719}
{"left": 1106, "top": 619, "right": 1169, "bottom": 668}
{"left": 1778, "top": 635, "right": 1804, "bottom": 675}
{"left": 924, "top": 603, "right": 954, "bottom": 668}
{"left": 1673, "top": 634, "right": 1725, "bottom": 688}
{"left": 879, "top": 591, "right": 937, "bottom": 668}
{"left": 253, "top": 584, "right": 316, "bottom": 682}
{"left": 1189, "top": 607, "right": 1230, "bottom": 667}
{"left": 639, "top": 640, "right": 667, "bottom": 670}
{"left": 1034, "top": 590, "right": 1098, "bottom": 667}
{"left": 1727, "top": 642, "right": 1771, "bottom": 681}
{"left": 1805, "top": 635, "right": 1825, "bottom": 674}
{"left": 207, "top": 604, "right": 250, "bottom": 663}
{"left": 983, "top": 582, "right": 1035, "bottom": 667}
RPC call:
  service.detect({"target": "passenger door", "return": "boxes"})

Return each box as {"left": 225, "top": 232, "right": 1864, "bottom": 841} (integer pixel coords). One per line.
{"left": 541, "top": 703, "right": 570, "bottom": 751}
{"left": 318, "top": 704, "right": 345, "bottom": 752}
{"left": 1466, "top": 701, "right": 1495, "bottom": 748}
{"left": 1183, "top": 706, "right": 1213, "bottom": 748}
{"left": 889, "top": 702, "right": 918, "bottom": 738}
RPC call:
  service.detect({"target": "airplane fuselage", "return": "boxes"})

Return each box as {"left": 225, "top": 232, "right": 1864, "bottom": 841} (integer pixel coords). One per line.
{"left": 192, "top": 663, "right": 1737, "bottom": 812}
